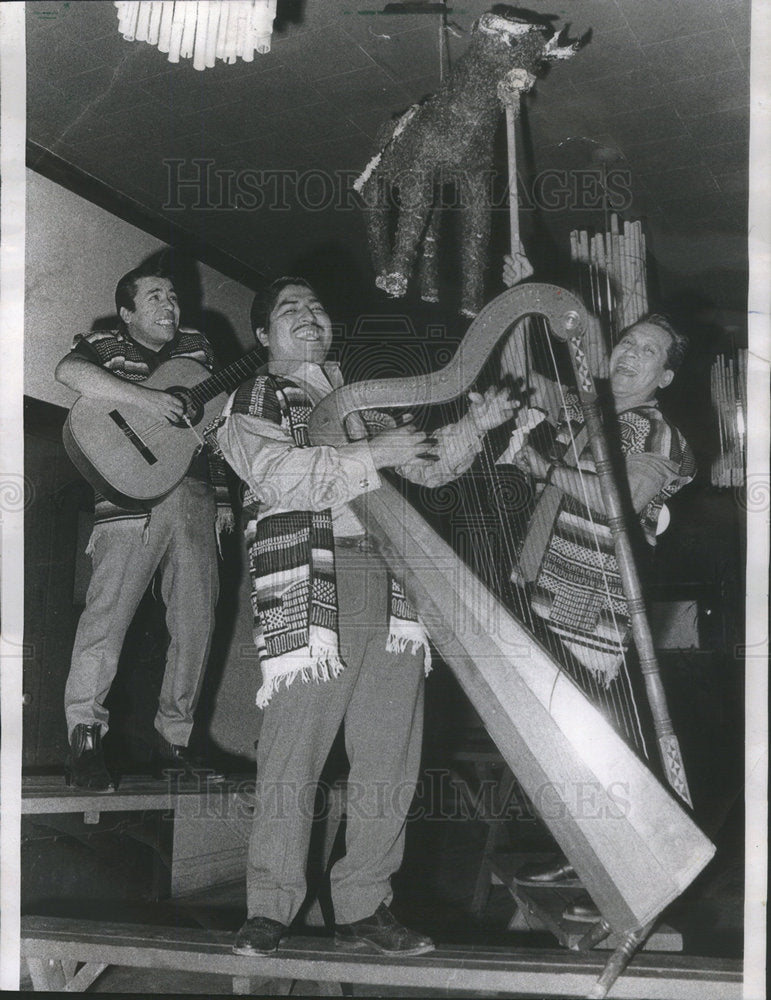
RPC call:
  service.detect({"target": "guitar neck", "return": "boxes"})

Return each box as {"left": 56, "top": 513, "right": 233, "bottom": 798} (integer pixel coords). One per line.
{"left": 191, "top": 348, "right": 263, "bottom": 405}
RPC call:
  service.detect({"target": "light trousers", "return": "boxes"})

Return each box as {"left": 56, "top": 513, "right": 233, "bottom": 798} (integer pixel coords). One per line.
{"left": 246, "top": 544, "right": 425, "bottom": 926}
{"left": 64, "top": 478, "right": 219, "bottom": 746}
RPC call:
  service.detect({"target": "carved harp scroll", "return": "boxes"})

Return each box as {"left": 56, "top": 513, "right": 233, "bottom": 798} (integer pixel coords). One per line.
{"left": 308, "top": 284, "right": 714, "bottom": 937}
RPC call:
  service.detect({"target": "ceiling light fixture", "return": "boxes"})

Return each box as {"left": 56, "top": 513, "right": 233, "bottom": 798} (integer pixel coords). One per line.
{"left": 114, "top": 1, "right": 278, "bottom": 70}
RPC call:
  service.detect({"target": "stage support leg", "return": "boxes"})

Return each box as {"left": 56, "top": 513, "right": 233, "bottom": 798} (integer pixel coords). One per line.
{"left": 25, "top": 957, "right": 107, "bottom": 992}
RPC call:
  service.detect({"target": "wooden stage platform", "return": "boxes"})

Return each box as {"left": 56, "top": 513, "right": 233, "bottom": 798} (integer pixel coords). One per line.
{"left": 21, "top": 915, "right": 743, "bottom": 998}
{"left": 22, "top": 773, "right": 255, "bottom": 897}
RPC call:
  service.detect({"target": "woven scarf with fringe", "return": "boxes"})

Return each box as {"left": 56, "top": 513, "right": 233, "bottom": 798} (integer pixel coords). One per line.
{"left": 230, "top": 372, "right": 431, "bottom": 708}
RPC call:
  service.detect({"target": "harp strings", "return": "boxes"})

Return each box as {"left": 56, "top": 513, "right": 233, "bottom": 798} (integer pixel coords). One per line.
{"left": 435, "top": 217, "right": 652, "bottom": 756}
{"left": 537, "top": 323, "right": 648, "bottom": 752}
{"left": 465, "top": 314, "right": 649, "bottom": 757}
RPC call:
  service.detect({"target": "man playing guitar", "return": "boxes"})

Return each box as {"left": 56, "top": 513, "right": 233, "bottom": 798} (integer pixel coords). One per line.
{"left": 56, "top": 260, "right": 231, "bottom": 790}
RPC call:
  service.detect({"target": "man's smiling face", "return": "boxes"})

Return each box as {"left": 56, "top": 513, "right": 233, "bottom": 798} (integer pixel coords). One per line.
{"left": 609, "top": 321, "right": 674, "bottom": 408}
{"left": 120, "top": 276, "right": 180, "bottom": 351}
{"left": 258, "top": 283, "right": 333, "bottom": 369}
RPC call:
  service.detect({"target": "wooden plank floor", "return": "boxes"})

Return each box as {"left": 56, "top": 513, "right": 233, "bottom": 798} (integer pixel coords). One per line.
{"left": 21, "top": 774, "right": 255, "bottom": 815}
{"left": 21, "top": 916, "right": 743, "bottom": 999}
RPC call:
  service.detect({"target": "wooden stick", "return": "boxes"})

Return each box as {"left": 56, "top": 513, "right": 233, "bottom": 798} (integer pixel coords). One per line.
{"left": 570, "top": 230, "right": 579, "bottom": 267}
{"left": 729, "top": 357, "right": 740, "bottom": 485}
{"left": 600, "top": 231, "right": 617, "bottom": 341}
{"left": 622, "top": 226, "right": 633, "bottom": 329}
{"left": 505, "top": 106, "right": 523, "bottom": 264}
{"left": 497, "top": 69, "right": 535, "bottom": 280}
{"left": 728, "top": 357, "right": 739, "bottom": 486}
{"left": 624, "top": 222, "right": 642, "bottom": 323}
{"left": 632, "top": 224, "right": 641, "bottom": 323}
{"left": 587, "top": 234, "right": 598, "bottom": 316}
{"left": 621, "top": 221, "right": 637, "bottom": 326}
{"left": 609, "top": 214, "right": 622, "bottom": 334}
{"left": 715, "top": 358, "right": 728, "bottom": 486}
{"left": 597, "top": 236, "right": 607, "bottom": 322}
{"left": 710, "top": 362, "right": 720, "bottom": 486}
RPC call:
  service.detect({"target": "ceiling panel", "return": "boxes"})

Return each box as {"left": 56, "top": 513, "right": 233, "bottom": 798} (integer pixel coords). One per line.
{"left": 641, "top": 28, "right": 744, "bottom": 84}
{"left": 622, "top": 0, "right": 727, "bottom": 45}
{"left": 683, "top": 108, "right": 750, "bottom": 148}
{"left": 668, "top": 69, "right": 750, "bottom": 118}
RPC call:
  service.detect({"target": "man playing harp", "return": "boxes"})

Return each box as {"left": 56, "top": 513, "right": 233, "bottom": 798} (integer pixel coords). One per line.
{"left": 498, "top": 254, "right": 697, "bottom": 884}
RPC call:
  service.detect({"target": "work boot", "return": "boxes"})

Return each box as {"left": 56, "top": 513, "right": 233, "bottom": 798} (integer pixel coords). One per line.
{"left": 232, "top": 916, "right": 286, "bottom": 956}
{"left": 335, "top": 904, "right": 434, "bottom": 956}
{"left": 65, "top": 723, "right": 114, "bottom": 792}
{"left": 151, "top": 733, "right": 225, "bottom": 782}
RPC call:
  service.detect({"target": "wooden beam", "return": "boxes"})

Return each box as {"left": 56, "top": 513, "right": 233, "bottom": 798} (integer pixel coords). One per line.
{"left": 21, "top": 774, "right": 255, "bottom": 816}
{"left": 63, "top": 962, "right": 108, "bottom": 992}
{"left": 21, "top": 916, "right": 742, "bottom": 999}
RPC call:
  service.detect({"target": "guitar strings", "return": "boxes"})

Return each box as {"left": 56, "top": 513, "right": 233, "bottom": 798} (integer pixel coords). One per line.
{"left": 124, "top": 350, "right": 263, "bottom": 441}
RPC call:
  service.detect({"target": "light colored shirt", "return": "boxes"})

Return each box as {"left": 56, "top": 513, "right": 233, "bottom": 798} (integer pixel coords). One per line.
{"left": 217, "top": 360, "right": 488, "bottom": 536}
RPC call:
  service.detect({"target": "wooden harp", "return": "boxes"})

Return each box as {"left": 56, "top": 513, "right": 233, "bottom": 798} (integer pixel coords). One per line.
{"left": 309, "top": 282, "right": 714, "bottom": 940}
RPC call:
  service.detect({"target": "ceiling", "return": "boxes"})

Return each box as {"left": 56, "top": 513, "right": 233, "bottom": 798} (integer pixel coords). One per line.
{"left": 26, "top": 0, "right": 751, "bottom": 311}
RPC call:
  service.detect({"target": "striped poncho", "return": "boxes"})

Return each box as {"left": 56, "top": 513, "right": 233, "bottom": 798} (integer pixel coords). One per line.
{"left": 513, "top": 391, "right": 696, "bottom": 683}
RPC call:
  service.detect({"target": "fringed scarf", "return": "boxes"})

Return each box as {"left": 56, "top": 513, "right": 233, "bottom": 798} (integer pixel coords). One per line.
{"left": 230, "top": 372, "right": 430, "bottom": 708}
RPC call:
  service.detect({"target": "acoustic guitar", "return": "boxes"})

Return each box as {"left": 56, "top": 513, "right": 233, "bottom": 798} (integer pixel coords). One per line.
{"left": 62, "top": 349, "right": 261, "bottom": 508}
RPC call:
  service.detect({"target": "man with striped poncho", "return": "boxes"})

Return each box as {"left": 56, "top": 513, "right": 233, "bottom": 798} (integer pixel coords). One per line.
{"left": 499, "top": 253, "right": 696, "bottom": 895}
{"left": 217, "top": 277, "right": 516, "bottom": 958}
{"left": 57, "top": 262, "right": 231, "bottom": 791}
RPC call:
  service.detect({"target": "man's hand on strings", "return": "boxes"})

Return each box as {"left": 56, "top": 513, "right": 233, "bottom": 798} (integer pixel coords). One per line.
{"left": 367, "top": 415, "right": 439, "bottom": 469}
{"left": 513, "top": 444, "right": 550, "bottom": 480}
{"left": 132, "top": 384, "right": 186, "bottom": 423}
{"left": 468, "top": 386, "right": 518, "bottom": 433}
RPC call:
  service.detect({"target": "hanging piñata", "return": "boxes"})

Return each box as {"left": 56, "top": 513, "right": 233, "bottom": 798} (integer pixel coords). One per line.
{"left": 354, "top": 10, "right": 579, "bottom": 316}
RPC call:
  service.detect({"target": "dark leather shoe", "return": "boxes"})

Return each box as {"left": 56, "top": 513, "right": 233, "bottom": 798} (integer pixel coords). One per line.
{"left": 335, "top": 904, "right": 434, "bottom": 956}
{"left": 232, "top": 916, "right": 286, "bottom": 956}
{"left": 562, "top": 898, "right": 601, "bottom": 923}
{"left": 516, "top": 856, "right": 582, "bottom": 886}
{"left": 65, "top": 724, "right": 114, "bottom": 792}
{"left": 152, "top": 734, "right": 225, "bottom": 782}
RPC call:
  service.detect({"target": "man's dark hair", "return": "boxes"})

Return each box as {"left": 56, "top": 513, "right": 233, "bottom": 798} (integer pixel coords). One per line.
{"left": 249, "top": 276, "right": 316, "bottom": 335}
{"left": 624, "top": 313, "right": 689, "bottom": 373}
{"left": 115, "top": 263, "right": 175, "bottom": 317}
